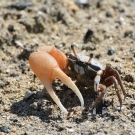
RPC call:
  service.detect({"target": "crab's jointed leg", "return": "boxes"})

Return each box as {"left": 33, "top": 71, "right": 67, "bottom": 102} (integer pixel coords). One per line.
{"left": 90, "top": 75, "right": 123, "bottom": 112}
{"left": 103, "top": 76, "right": 122, "bottom": 109}
{"left": 103, "top": 65, "right": 126, "bottom": 99}
{"left": 29, "top": 46, "right": 84, "bottom": 114}
{"left": 89, "top": 85, "right": 107, "bottom": 112}
{"left": 113, "top": 70, "right": 126, "bottom": 99}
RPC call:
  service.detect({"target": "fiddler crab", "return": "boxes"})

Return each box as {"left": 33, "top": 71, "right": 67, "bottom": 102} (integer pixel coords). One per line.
{"left": 29, "top": 45, "right": 126, "bottom": 114}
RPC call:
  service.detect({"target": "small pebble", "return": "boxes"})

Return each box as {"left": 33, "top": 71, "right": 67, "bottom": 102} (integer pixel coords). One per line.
{"left": 9, "top": 2, "right": 33, "bottom": 10}
{"left": 66, "top": 128, "right": 74, "bottom": 133}
{"left": 8, "top": 24, "right": 15, "bottom": 32}
{"left": 107, "top": 47, "right": 115, "bottom": 55}
{"left": 40, "top": 7, "right": 47, "bottom": 13}
{"left": 0, "top": 126, "right": 9, "bottom": 133}
{"left": 24, "top": 91, "right": 34, "bottom": 100}
{"left": 115, "top": 106, "right": 124, "bottom": 111}
{"left": 76, "top": 0, "right": 89, "bottom": 5}
{"left": 15, "top": 41, "right": 24, "bottom": 48}
{"left": 124, "top": 30, "right": 134, "bottom": 38}
{"left": 124, "top": 74, "right": 134, "bottom": 82}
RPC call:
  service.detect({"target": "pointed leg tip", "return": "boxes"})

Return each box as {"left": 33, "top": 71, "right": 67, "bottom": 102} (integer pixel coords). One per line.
{"left": 124, "top": 94, "right": 127, "bottom": 101}
{"left": 118, "top": 104, "right": 122, "bottom": 112}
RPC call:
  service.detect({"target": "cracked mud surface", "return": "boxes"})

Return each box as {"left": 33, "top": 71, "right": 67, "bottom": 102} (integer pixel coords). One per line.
{"left": 0, "top": 0, "right": 135, "bottom": 134}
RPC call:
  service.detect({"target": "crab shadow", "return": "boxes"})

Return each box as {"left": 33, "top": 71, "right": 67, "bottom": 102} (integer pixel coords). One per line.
{"left": 10, "top": 89, "right": 63, "bottom": 122}
{"left": 10, "top": 84, "right": 110, "bottom": 122}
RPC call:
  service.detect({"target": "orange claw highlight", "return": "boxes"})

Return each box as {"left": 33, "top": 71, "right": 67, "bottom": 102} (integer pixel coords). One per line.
{"left": 29, "top": 46, "right": 84, "bottom": 114}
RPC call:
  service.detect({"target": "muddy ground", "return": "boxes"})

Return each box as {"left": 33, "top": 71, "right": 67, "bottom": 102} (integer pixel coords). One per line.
{"left": 0, "top": 0, "right": 135, "bottom": 134}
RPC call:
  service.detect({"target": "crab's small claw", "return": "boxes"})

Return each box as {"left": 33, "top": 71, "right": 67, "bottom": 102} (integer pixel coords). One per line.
{"left": 94, "top": 75, "right": 100, "bottom": 91}
{"left": 29, "top": 50, "right": 84, "bottom": 114}
{"left": 94, "top": 70, "right": 103, "bottom": 91}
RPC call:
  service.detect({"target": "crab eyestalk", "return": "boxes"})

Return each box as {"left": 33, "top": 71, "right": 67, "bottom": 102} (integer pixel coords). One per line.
{"left": 94, "top": 70, "right": 103, "bottom": 91}
{"left": 88, "top": 53, "right": 93, "bottom": 63}
{"left": 71, "top": 45, "right": 78, "bottom": 58}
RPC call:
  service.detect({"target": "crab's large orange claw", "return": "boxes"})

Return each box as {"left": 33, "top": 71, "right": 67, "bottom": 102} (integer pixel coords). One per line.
{"left": 36, "top": 46, "right": 68, "bottom": 71}
{"left": 29, "top": 46, "right": 84, "bottom": 114}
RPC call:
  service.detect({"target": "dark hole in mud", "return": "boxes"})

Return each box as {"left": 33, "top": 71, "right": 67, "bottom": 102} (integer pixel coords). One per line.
{"left": 95, "top": 100, "right": 109, "bottom": 114}
{"left": 83, "top": 29, "right": 94, "bottom": 44}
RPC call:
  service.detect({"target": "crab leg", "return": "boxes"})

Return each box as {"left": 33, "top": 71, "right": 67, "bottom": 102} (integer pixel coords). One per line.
{"left": 89, "top": 85, "right": 107, "bottom": 112}
{"left": 103, "top": 76, "right": 122, "bottom": 110}
{"left": 104, "top": 65, "right": 126, "bottom": 99}
{"left": 29, "top": 50, "right": 84, "bottom": 114}
{"left": 90, "top": 75, "right": 123, "bottom": 112}
{"left": 113, "top": 69, "right": 126, "bottom": 99}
